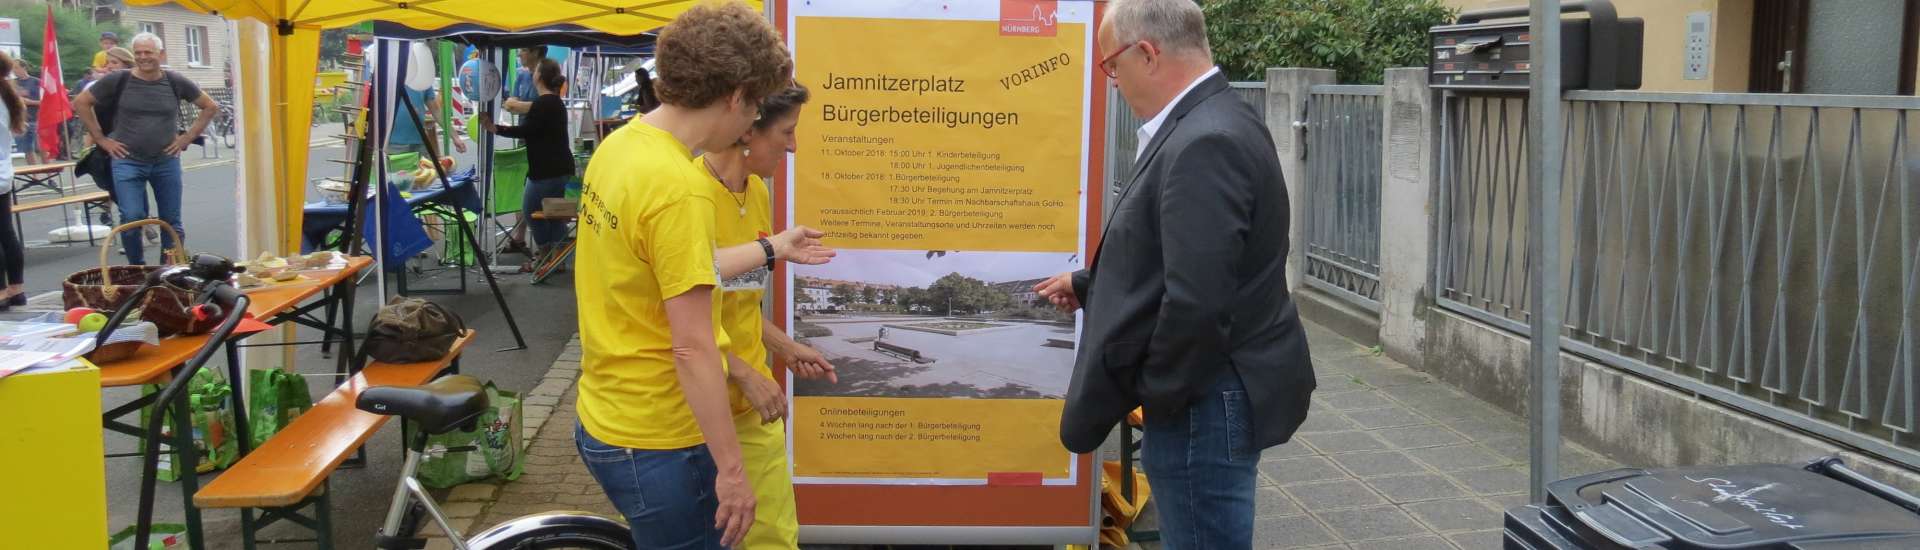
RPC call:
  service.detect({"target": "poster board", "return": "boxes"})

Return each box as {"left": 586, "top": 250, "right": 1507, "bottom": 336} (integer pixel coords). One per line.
{"left": 775, "top": 0, "right": 1107, "bottom": 544}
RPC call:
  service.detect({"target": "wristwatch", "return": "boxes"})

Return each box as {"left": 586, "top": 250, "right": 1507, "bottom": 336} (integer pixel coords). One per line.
{"left": 756, "top": 237, "right": 776, "bottom": 272}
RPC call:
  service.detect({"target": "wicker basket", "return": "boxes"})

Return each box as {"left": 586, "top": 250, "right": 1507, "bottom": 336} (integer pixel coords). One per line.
{"left": 60, "top": 220, "right": 210, "bottom": 336}
{"left": 85, "top": 340, "right": 145, "bottom": 363}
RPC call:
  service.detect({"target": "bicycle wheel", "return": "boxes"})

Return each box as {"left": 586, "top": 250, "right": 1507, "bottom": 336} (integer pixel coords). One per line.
{"left": 465, "top": 513, "right": 632, "bottom": 550}
{"left": 217, "top": 115, "right": 237, "bottom": 148}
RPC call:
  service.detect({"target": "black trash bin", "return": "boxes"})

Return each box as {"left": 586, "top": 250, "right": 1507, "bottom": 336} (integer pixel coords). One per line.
{"left": 1505, "top": 457, "right": 1920, "bottom": 549}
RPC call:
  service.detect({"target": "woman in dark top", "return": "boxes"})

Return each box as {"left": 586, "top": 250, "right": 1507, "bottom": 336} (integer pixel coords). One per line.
{"left": 482, "top": 58, "right": 576, "bottom": 264}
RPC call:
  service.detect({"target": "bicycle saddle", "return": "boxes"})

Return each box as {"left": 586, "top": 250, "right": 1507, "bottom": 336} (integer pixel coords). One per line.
{"left": 356, "top": 374, "right": 490, "bottom": 435}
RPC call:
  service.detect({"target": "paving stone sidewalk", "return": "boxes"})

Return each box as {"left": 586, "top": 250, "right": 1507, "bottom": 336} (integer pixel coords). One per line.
{"left": 1112, "top": 324, "right": 1622, "bottom": 550}
{"left": 444, "top": 325, "right": 1619, "bottom": 549}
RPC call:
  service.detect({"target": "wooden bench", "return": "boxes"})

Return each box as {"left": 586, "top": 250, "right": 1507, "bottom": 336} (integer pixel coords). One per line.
{"left": 14, "top": 191, "right": 111, "bottom": 246}
{"left": 874, "top": 340, "right": 935, "bottom": 364}
{"left": 193, "top": 330, "right": 475, "bottom": 549}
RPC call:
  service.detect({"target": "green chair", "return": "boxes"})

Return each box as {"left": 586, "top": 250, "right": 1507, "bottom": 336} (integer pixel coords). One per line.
{"left": 487, "top": 147, "right": 531, "bottom": 255}
{"left": 491, "top": 147, "right": 529, "bottom": 217}
{"left": 387, "top": 151, "right": 421, "bottom": 177}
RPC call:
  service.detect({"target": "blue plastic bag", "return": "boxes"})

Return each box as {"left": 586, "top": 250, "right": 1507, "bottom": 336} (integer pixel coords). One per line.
{"left": 365, "top": 181, "right": 433, "bottom": 273}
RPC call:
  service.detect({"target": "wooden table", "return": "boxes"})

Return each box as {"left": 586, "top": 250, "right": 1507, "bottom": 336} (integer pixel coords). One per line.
{"left": 93, "top": 255, "right": 372, "bottom": 550}
{"left": 11, "top": 161, "right": 75, "bottom": 197}
{"left": 95, "top": 256, "right": 374, "bottom": 388}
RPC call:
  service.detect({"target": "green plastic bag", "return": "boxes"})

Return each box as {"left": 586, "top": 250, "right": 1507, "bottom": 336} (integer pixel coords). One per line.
{"left": 435, "top": 210, "right": 481, "bottom": 266}
{"left": 406, "top": 382, "right": 523, "bottom": 488}
{"left": 141, "top": 369, "right": 239, "bottom": 482}
{"left": 247, "top": 368, "right": 314, "bottom": 448}
{"left": 108, "top": 523, "right": 190, "bottom": 549}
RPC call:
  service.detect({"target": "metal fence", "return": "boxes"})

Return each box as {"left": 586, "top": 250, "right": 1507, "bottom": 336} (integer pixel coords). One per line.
{"left": 1302, "top": 85, "right": 1386, "bottom": 310}
{"left": 1436, "top": 91, "right": 1920, "bottom": 467}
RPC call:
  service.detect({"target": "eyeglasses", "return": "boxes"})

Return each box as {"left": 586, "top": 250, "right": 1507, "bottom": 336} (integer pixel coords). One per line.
{"left": 1099, "top": 41, "right": 1139, "bottom": 79}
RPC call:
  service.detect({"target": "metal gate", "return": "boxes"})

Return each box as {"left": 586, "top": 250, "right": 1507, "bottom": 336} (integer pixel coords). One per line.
{"left": 1301, "top": 85, "right": 1385, "bottom": 310}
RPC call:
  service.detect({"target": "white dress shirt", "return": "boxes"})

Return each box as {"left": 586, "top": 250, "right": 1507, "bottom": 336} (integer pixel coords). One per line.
{"left": 1136, "top": 66, "right": 1221, "bottom": 160}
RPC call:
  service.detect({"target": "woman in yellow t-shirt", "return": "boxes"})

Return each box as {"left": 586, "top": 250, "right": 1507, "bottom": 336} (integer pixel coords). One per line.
{"left": 698, "top": 84, "right": 837, "bottom": 549}
{"left": 571, "top": 3, "right": 833, "bottom": 548}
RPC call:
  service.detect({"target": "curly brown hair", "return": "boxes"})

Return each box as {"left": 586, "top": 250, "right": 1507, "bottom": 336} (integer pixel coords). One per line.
{"left": 653, "top": 1, "right": 792, "bottom": 109}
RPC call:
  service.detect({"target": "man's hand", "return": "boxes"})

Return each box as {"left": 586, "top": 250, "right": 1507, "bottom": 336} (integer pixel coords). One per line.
{"left": 99, "top": 137, "right": 129, "bottom": 159}
{"left": 714, "top": 467, "right": 756, "bottom": 547}
{"left": 478, "top": 112, "right": 496, "bottom": 133}
{"left": 163, "top": 135, "right": 195, "bottom": 157}
{"left": 736, "top": 369, "right": 787, "bottom": 424}
{"left": 783, "top": 343, "right": 838, "bottom": 384}
{"left": 770, "top": 225, "right": 836, "bottom": 265}
{"left": 453, "top": 138, "right": 468, "bottom": 154}
{"left": 1035, "top": 272, "right": 1080, "bottom": 312}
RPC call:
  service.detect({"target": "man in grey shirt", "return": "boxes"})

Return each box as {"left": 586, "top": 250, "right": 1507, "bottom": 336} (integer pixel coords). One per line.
{"left": 75, "top": 32, "right": 217, "bottom": 265}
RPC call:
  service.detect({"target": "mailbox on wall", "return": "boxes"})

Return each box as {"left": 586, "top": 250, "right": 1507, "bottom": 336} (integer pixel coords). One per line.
{"left": 1429, "top": 0, "right": 1643, "bottom": 91}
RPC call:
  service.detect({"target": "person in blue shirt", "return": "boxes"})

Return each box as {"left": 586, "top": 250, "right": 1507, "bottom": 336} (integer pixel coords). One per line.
{"left": 503, "top": 46, "right": 545, "bottom": 115}
{"left": 389, "top": 85, "right": 467, "bottom": 156}
{"left": 11, "top": 60, "right": 41, "bottom": 164}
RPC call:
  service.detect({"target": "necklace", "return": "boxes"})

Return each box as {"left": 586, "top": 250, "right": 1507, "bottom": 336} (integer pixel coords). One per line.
{"left": 704, "top": 156, "right": 749, "bottom": 217}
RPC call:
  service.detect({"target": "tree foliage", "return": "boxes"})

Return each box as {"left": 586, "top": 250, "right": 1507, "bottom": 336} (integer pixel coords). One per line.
{"left": 925, "top": 273, "right": 1012, "bottom": 316}
{"left": 0, "top": 2, "right": 133, "bottom": 85}
{"left": 1202, "top": 0, "right": 1456, "bottom": 84}
{"left": 320, "top": 28, "right": 349, "bottom": 70}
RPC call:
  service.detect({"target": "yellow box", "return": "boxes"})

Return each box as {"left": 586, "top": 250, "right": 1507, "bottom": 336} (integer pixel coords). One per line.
{"left": 0, "top": 360, "right": 107, "bottom": 549}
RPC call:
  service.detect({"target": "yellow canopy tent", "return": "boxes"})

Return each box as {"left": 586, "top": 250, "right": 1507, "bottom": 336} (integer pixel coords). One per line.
{"left": 124, "top": 0, "right": 761, "bottom": 252}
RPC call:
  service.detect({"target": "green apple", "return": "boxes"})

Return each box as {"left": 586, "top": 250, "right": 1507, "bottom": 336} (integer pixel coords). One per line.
{"left": 77, "top": 312, "right": 109, "bottom": 333}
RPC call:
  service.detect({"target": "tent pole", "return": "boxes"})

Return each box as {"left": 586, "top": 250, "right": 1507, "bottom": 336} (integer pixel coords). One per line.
{"left": 399, "top": 89, "right": 529, "bottom": 351}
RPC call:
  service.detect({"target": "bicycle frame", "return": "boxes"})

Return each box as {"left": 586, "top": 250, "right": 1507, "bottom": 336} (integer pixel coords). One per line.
{"left": 120, "top": 267, "right": 253, "bottom": 550}
{"left": 379, "top": 429, "right": 473, "bottom": 550}
{"left": 376, "top": 420, "right": 634, "bottom": 550}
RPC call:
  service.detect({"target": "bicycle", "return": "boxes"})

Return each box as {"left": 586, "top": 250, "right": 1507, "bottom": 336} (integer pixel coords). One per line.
{"left": 357, "top": 375, "right": 634, "bottom": 549}
{"left": 211, "top": 102, "right": 237, "bottom": 149}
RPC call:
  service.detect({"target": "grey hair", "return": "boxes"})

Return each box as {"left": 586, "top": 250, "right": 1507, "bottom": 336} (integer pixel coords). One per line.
{"left": 1107, "top": 0, "right": 1212, "bottom": 61}
{"left": 130, "top": 32, "right": 164, "bottom": 51}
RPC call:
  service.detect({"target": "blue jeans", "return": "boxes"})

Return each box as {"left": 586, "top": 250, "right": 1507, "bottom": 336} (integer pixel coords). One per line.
{"left": 576, "top": 424, "right": 724, "bottom": 549}
{"left": 523, "top": 176, "right": 570, "bottom": 248}
{"left": 1141, "top": 370, "right": 1258, "bottom": 549}
{"left": 111, "top": 157, "right": 184, "bottom": 265}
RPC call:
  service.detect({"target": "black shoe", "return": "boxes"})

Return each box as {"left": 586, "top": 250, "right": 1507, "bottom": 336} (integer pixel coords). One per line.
{"left": 6, "top": 294, "right": 25, "bottom": 307}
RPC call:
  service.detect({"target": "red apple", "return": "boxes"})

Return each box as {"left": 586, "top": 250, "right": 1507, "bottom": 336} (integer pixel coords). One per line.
{"left": 65, "top": 307, "right": 96, "bottom": 325}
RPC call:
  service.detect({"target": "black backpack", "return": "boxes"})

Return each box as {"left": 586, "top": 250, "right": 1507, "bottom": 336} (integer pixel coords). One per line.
{"left": 74, "top": 70, "right": 204, "bottom": 193}
{"left": 357, "top": 297, "right": 468, "bottom": 367}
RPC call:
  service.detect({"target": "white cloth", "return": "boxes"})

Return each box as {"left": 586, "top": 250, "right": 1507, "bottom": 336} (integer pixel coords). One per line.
{"left": 1136, "top": 66, "right": 1221, "bottom": 160}
{"left": 0, "top": 100, "right": 14, "bottom": 190}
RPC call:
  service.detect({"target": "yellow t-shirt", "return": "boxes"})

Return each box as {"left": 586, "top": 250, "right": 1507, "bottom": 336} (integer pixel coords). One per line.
{"left": 92, "top": 51, "right": 107, "bottom": 70}
{"left": 697, "top": 161, "right": 776, "bottom": 416}
{"left": 575, "top": 121, "right": 732, "bottom": 450}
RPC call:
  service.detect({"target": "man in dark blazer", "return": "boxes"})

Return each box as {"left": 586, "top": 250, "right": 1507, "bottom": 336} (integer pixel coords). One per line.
{"left": 1035, "top": 0, "right": 1315, "bottom": 545}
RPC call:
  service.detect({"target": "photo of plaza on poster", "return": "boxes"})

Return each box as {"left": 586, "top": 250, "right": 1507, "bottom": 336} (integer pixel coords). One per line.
{"left": 791, "top": 249, "right": 1082, "bottom": 400}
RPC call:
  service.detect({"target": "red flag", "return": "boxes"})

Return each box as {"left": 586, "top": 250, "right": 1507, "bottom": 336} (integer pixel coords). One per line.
{"left": 36, "top": 6, "right": 72, "bottom": 158}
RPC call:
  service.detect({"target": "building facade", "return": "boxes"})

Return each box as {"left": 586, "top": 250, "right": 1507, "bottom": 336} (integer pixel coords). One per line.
{"left": 798, "top": 286, "right": 833, "bottom": 312}
{"left": 115, "top": 2, "right": 229, "bottom": 93}
{"left": 1445, "top": 0, "right": 1920, "bottom": 95}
